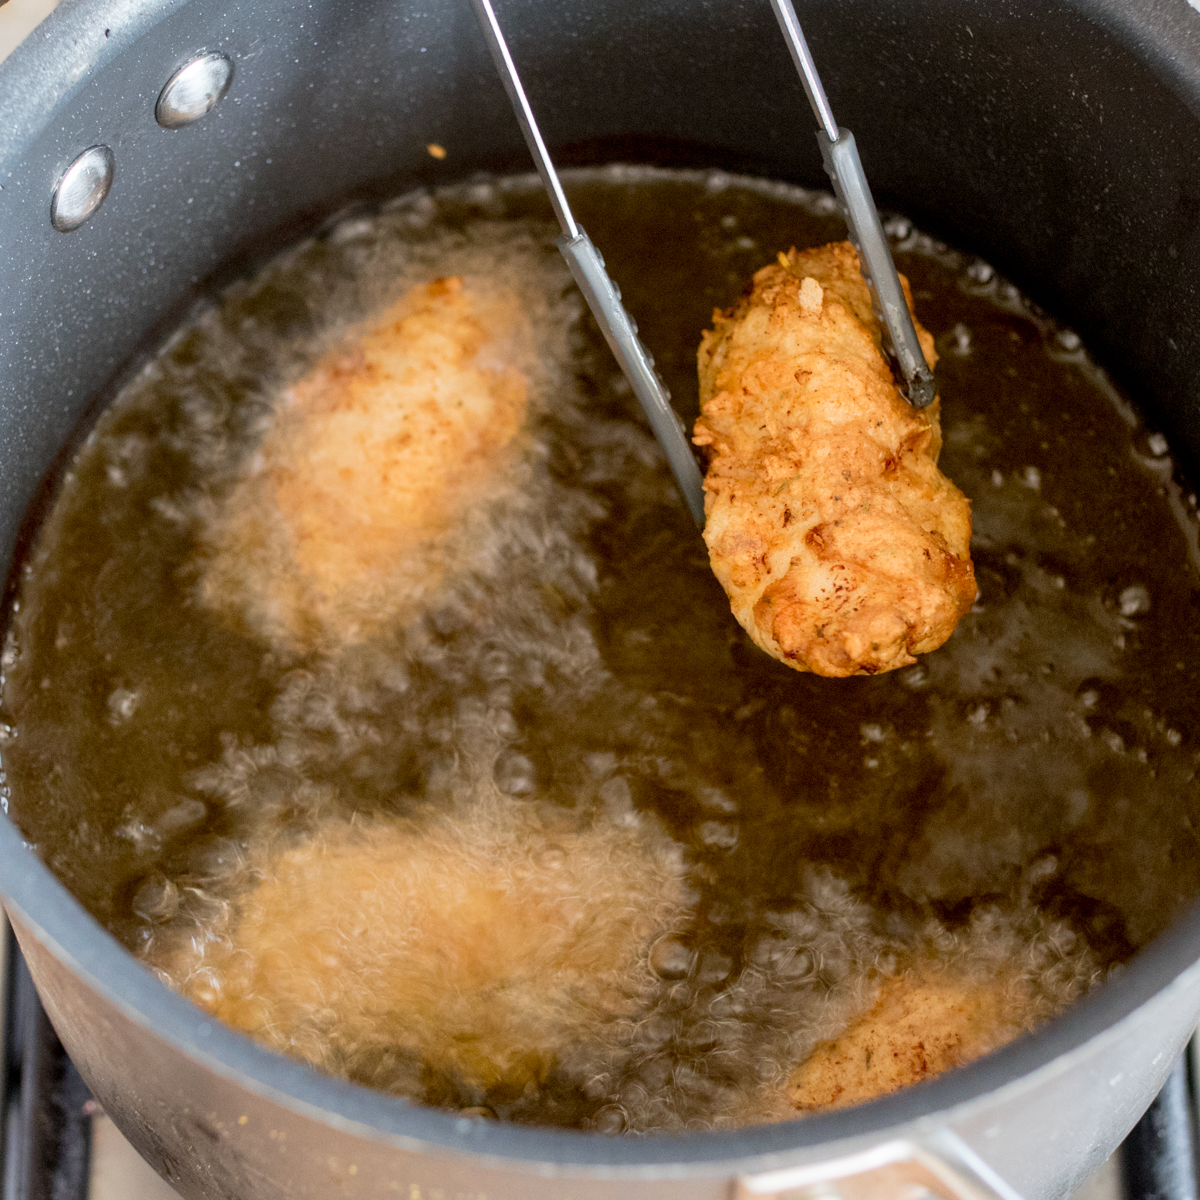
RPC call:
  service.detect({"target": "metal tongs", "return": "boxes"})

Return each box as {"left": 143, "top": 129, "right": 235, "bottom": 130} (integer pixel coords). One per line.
{"left": 469, "top": 0, "right": 708, "bottom": 526}
{"left": 768, "top": 0, "right": 938, "bottom": 410}
{"left": 468, "top": 0, "right": 936, "bottom": 533}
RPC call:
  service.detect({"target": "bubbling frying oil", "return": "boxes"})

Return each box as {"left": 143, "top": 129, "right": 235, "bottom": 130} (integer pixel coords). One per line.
{"left": 5, "top": 168, "right": 1200, "bottom": 1131}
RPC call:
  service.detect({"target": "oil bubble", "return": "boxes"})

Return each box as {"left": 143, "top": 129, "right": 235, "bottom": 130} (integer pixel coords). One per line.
{"left": 698, "top": 821, "right": 738, "bottom": 850}
{"left": 945, "top": 323, "right": 971, "bottom": 357}
{"left": 480, "top": 649, "right": 511, "bottom": 681}
{"left": 494, "top": 750, "right": 536, "bottom": 797}
{"left": 107, "top": 688, "right": 139, "bottom": 723}
{"left": 696, "top": 952, "right": 732, "bottom": 983}
{"left": 650, "top": 936, "right": 694, "bottom": 980}
{"left": 966, "top": 259, "right": 995, "bottom": 285}
{"left": 184, "top": 837, "right": 242, "bottom": 881}
{"left": 1118, "top": 584, "right": 1150, "bottom": 617}
{"left": 748, "top": 932, "right": 814, "bottom": 982}
{"left": 536, "top": 845, "right": 566, "bottom": 870}
{"left": 698, "top": 787, "right": 738, "bottom": 814}
{"left": 153, "top": 798, "right": 208, "bottom": 841}
{"left": 491, "top": 708, "right": 519, "bottom": 740}
{"left": 599, "top": 775, "right": 636, "bottom": 824}
{"left": 635, "top": 1014, "right": 676, "bottom": 1049}
{"left": 132, "top": 874, "right": 180, "bottom": 923}
{"left": 593, "top": 1106, "right": 627, "bottom": 1134}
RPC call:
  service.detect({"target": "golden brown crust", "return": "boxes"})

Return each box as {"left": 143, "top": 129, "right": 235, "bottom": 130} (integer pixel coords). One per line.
{"left": 199, "top": 276, "right": 529, "bottom": 652}
{"left": 787, "top": 967, "right": 1019, "bottom": 1113}
{"left": 694, "top": 242, "right": 975, "bottom": 677}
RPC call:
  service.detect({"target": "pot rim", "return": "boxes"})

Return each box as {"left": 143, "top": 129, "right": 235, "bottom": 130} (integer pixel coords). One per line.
{"left": 4, "top": 0, "right": 1200, "bottom": 1177}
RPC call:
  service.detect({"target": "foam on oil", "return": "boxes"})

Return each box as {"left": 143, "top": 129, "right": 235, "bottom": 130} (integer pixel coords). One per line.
{"left": 4, "top": 168, "right": 1200, "bottom": 1131}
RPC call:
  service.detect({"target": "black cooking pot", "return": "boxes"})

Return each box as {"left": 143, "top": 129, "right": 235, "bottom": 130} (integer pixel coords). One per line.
{"left": 3, "top": 1, "right": 1200, "bottom": 1197}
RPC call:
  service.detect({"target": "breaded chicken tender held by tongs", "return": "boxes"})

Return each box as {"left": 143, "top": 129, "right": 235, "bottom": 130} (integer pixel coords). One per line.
{"left": 689, "top": 1, "right": 976, "bottom": 677}
{"left": 695, "top": 244, "right": 975, "bottom": 677}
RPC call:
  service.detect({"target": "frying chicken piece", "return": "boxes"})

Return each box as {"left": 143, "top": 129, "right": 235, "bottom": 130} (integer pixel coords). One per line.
{"left": 694, "top": 242, "right": 975, "bottom": 677}
{"left": 788, "top": 966, "right": 1024, "bottom": 1113}
{"left": 199, "top": 276, "right": 530, "bottom": 652}
{"left": 152, "top": 799, "right": 689, "bottom": 1108}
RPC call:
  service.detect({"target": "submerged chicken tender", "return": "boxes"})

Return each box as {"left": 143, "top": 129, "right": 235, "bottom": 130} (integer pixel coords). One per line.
{"left": 788, "top": 968, "right": 1020, "bottom": 1112}
{"left": 153, "top": 799, "right": 689, "bottom": 1107}
{"left": 694, "top": 242, "right": 975, "bottom": 676}
{"left": 199, "top": 276, "right": 529, "bottom": 651}
{"left": 780, "top": 900, "right": 1098, "bottom": 1117}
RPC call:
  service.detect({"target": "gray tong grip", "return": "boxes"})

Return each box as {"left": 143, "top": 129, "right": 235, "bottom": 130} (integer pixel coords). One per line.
{"left": 819, "top": 129, "right": 938, "bottom": 409}
{"left": 556, "top": 230, "right": 707, "bottom": 527}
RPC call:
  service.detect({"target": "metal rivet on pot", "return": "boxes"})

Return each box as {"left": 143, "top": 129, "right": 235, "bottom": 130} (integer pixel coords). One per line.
{"left": 155, "top": 52, "right": 233, "bottom": 129}
{"left": 50, "top": 145, "right": 114, "bottom": 233}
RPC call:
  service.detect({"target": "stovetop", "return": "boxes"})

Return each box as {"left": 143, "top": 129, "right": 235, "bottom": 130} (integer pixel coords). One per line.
{"left": 1, "top": 911, "right": 177, "bottom": 1200}
{"left": 0, "top": 909, "right": 1192, "bottom": 1200}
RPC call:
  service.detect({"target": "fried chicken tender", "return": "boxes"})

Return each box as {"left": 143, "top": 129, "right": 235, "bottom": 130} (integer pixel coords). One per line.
{"left": 199, "top": 276, "right": 529, "bottom": 651}
{"left": 694, "top": 242, "right": 975, "bottom": 676}
{"left": 155, "top": 800, "right": 688, "bottom": 1105}
{"left": 788, "top": 966, "right": 1024, "bottom": 1113}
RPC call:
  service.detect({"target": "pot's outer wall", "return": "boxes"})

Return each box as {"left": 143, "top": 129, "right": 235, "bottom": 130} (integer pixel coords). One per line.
{"left": 5, "top": 0, "right": 1200, "bottom": 1197}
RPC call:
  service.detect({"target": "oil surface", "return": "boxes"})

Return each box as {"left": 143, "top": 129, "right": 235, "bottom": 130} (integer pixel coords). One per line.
{"left": 4, "top": 168, "right": 1200, "bottom": 1131}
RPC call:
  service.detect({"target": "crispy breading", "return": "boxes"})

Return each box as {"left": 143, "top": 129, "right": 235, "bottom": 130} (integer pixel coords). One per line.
{"left": 694, "top": 242, "right": 975, "bottom": 677}
{"left": 787, "top": 967, "right": 1021, "bottom": 1113}
{"left": 199, "top": 276, "right": 529, "bottom": 651}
